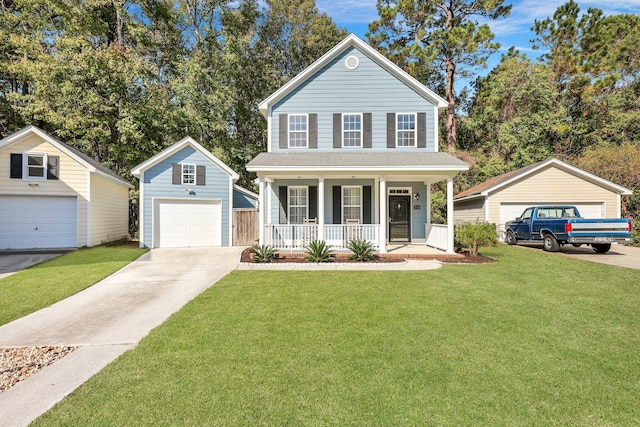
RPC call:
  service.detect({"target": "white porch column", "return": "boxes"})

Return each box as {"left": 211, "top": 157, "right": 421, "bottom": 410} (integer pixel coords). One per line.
{"left": 446, "top": 176, "right": 455, "bottom": 254}
{"left": 258, "top": 179, "right": 265, "bottom": 245}
{"left": 266, "top": 179, "right": 273, "bottom": 225}
{"left": 379, "top": 176, "right": 387, "bottom": 253}
{"left": 318, "top": 177, "right": 325, "bottom": 240}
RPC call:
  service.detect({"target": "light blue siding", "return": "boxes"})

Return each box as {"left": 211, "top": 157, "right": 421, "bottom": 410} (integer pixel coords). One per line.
{"left": 233, "top": 188, "right": 258, "bottom": 208}
{"left": 141, "top": 146, "right": 232, "bottom": 247}
{"left": 272, "top": 46, "right": 437, "bottom": 152}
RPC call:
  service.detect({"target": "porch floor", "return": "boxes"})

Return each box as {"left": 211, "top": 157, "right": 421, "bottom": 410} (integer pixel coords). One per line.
{"left": 385, "top": 244, "right": 445, "bottom": 255}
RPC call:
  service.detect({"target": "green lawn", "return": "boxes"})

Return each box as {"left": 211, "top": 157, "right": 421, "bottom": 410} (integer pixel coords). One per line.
{"left": 0, "top": 243, "right": 147, "bottom": 326}
{"left": 34, "top": 246, "right": 640, "bottom": 426}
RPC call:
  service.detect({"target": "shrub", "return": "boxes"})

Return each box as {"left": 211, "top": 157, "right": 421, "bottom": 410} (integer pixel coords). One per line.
{"left": 249, "top": 245, "right": 277, "bottom": 263}
{"left": 347, "top": 239, "right": 375, "bottom": 262}
{"left": 455, "top": 222, "right": 498, "bottom": 256}
{"left": 304, "top": 240, "right": 333, "bottom": 263}
{"left": 632, "top": 220, "right": 640, "bottom": 246}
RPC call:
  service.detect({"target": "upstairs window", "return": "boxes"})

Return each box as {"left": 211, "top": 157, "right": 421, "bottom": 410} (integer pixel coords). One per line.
{"left": 25, "top": 153, "right": 46, "bottom": 180}
{"left": 343, "top": 114, "right": 362, "bottom": 147}
{"left": 288, "top": 186, "right": 308, "bottom": 224}
{"left": 288, "top": 114, "right": 308, "bottom": 148}
{"left": 397, "top": 113, "right": 416, "bottom": 147}
{"left": 182, "top": 163, "right": 195, "bottom": 185}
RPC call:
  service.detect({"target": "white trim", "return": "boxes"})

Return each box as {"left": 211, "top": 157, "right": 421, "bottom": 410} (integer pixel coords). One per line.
{"left": 318, "top": 178, "right": 325, "bottom": 240}
{"left": 379, "top": 177, "right": 387, "bottom": 252}
{"left": 287, "top": 186, "right": 309, "bottom": 224}
{"left": 258, "top": 180, "right": 265, "bottom": 245}
{"left": 228, "top": 176, "right": 234, "bottom": 246}
{"left": 258, "top": 34, "right": 447, "bottom": 116}
{"left": 267, "top": 107, "right": 272, "bottom": 152}
{"left": 22, "top": 152, "right": 48, "bottom": 181}
{"left": 287, "top": 114, "right": 309, "bottom": 149}
{"left": 181, "top": 163, "right": 196, "bottom": 185}
{"left": 342, "top": 185, "right": 363, "bottom": 223}
{"left": 0, "top": 126, "right": 132, "bottom": 189}
{"left": 395, "top": 113, "right": 418, "bottom": 148}
{"left": 446, "top": 177, "right": 455, "bottom": 254}
{"left": 345, "top": 55, "right": 359, "bottom": 70}
{"left": 151, "top": 197, "right": 223, "bottom": 248}
{"left": 388, "top": 187, "right": 413, "bottom": 242}
{"left": 248, "top": 165, "right": 469, "bottom": 173}
{"left": 86, "top": 170, "right": 91, "bottom": 247}
{"left": 455, "top": 158, "right": 633, "bottom": 200}
{"left": 342, "top": 113, "right": 363, "bottom": 148}
{"left": 131, "top": 136, "right": 239, "bottom": 180}
{"left": 433, "top": 107, "right": 439, "bottom": 152}
{"left": 139, "top": 171, "right": 145, "bottom": 248}
{"left": 233, "top": 184, "right": 259, "bottom": 202}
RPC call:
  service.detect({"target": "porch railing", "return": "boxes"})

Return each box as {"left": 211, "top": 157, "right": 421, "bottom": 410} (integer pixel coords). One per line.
{"left": 425, "top": 223, "right": 448, "bottom": 251}
{"left": 264, "top": 224, "right": 379, "bottom": 250}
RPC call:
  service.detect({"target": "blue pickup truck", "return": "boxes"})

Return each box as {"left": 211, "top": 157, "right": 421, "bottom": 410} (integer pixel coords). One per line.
{"left": 505, "top": 205, "right": 633, "bottom": 253}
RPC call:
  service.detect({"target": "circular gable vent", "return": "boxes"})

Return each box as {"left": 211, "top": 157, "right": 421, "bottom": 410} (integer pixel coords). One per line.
{"left": 345, "top": 55, "right": 359, "bottom": 70}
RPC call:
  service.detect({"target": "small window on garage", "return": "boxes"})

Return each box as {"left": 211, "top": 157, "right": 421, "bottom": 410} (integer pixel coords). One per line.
{"left": 182, "top": 163, "right": 195, "bottom": 185}
{"left": 24, "top": 153, "right": 47, "bottom": 180}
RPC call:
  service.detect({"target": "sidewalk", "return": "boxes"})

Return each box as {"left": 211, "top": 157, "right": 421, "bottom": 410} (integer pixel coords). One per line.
{"left": 0, "top": 247, "right": 244, "bottom": 427}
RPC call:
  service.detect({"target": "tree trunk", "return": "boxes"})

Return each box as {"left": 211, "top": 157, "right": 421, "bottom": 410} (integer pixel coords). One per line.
{"left": 445, "top": 58, "right": 457, "bottom": 152}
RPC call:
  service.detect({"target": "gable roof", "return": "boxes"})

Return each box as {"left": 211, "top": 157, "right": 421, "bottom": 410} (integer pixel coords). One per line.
{"left": 233, "top": 184, "right": 258, "bottom": 200}
{"left": 454, "top": 158, "right": 633, "bottom": 201}
{"left": 0, "top": 126, "right": 132, "bottom": 188}
{"left": 258, "top": 34, "right": 447, "bottom": 117}
{"left": 131, "top": 137, "right": 239, "bottom": 180}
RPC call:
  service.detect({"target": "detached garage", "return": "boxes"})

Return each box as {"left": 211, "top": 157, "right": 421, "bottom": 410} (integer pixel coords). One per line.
{"left": 454, "top": 158, "right": 633, "bottom": 239}
{"left": 132, "top": 137, "right": 252, "bottom": 248}
{"left": 0, "top": 126, "right": 132, "bottom": 250}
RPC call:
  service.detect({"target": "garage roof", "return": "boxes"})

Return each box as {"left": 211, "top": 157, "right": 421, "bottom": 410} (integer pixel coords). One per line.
{"left": 454, "top": 158, "right": 633, "bottom": 202}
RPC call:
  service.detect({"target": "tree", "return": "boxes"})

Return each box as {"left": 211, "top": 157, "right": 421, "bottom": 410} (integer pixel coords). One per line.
{"left": 368, "top": 0, "right": 511, "bottom": 152}
{"left": 463, "top": 53, "right": 566, "bottom": 163}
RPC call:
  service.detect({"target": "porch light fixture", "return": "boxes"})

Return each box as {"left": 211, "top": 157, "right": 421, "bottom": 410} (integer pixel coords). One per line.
{"left": 413, "top": 192, "right": 420, "bottom": 200}
{"left": 28, "top": 183, "right": 39, "bottom": 187}
{"left": 185, "top": 188, "right": 195, "bottom": 195}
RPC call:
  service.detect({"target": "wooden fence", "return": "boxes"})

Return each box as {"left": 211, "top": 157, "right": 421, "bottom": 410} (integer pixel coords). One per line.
{"left": 233, "top": 208, "right": 259, "bottom": 246}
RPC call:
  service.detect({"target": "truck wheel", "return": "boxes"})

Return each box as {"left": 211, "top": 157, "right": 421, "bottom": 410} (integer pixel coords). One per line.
{"left": 506, "top": 230, "right": 517, "bottom": 245}
{"left": 592, "top": 244, "right": 611, "bottom": 254}
{"left": 543, "top": 234, "right": 560, "bottom": 252}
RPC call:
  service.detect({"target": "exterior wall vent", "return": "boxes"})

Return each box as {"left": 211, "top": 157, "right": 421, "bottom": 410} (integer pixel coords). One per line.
{"left": 345, "top": 55, "right": 359, "bottom": 70}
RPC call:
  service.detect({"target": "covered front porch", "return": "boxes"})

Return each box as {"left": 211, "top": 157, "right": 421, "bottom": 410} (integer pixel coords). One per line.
{"left": 247, "top": 151, "right": 469, "bottom": 254}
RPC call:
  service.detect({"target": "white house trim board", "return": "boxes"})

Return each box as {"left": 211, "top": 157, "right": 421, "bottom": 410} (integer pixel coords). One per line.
{"left": 139, "top": 171, "right": 146, "bottom": 248}
{"left": 228, "top": 175, "right": 234, "bottom": 246}
{"left": 258, "top": 34, "right": 447, "bottom": 116}
{"left": 233, "top": 184, "right": 258, "bottom": 201}
{"left": 131, "top": 137, "right": 239, "bottom": 180}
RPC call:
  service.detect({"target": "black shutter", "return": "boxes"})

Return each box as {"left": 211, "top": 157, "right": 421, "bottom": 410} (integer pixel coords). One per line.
{"left": 309, "top": 186, "right": 318, "bottom": 220}
{"left": 417, "top": 112, "right": 427, "bottom": 148}
{"left": 10, "top": 153, "right": 22, "bottom": 179}
{"left": 309, "top": 114, "right": 318, "bottom": 148}
{"left": 387, "top": 113, "right": 396, "bottom": 148}
{"left": 47, "top": 156, "right": 59, "bottom": 180}
{"left": 172, "top": 164, "right": 181, "bottom": 184}
{"left": 333, "top": 113, "right": 342, "bottom": 148}
{"left": 279, "top": 186, "right": 288, "bottom": 224}
{"left": 363, "top": 186, "right": 372, "bottom": 224}
{"left": 333, "top": 186, "right": 341, "bottom": 224}
{"left": 196, "top": 165, "right": 206, "bottom": 185}
{"left": 363, "top": 113, "right": 372, "bottom": 148}
{"left": 279, "top": 114, "right": 288, "bottom": 149}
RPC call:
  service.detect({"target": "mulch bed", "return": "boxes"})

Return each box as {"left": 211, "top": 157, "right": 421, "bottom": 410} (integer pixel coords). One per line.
{"left": 240, "top": 248, "right": 495, "bottom": 264}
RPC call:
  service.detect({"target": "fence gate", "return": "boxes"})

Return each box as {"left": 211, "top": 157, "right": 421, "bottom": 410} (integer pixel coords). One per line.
{"left": 233, "top": 208, "right": 259, "bottom": 246}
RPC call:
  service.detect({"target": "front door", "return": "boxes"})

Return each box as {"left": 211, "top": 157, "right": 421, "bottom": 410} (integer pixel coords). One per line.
{"left": 389, "top": 195, "right": 411, "bottom": 242}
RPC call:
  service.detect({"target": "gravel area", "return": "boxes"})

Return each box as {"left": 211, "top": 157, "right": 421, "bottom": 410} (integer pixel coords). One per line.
{"left": 0, "top": 346, "right": 75, "bottom": 393}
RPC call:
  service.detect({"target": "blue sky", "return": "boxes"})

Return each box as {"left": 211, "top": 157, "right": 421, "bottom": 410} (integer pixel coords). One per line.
{"left": 315, "top": 0, "right": 640, "bottom": 88}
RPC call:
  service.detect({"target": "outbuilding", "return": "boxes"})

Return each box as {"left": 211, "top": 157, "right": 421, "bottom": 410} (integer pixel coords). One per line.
{"left": 454, "top": 158, "right": 633, "bottom": 239}
{"left": 132, "top": 137, "right": 253, "bottom": 248}
{"left": 0, "top": 126, "right": 132, "bottom": 249}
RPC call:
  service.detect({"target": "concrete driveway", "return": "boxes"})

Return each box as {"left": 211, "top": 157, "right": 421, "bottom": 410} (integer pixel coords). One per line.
{"left": 0, "top": 246, "right": 244, "bottom": 427}
{"left": 520, "top": 243, "right": 640, "bottom": 270}
{"left": 0, "top": 251, "right": 67, "bottom": 280}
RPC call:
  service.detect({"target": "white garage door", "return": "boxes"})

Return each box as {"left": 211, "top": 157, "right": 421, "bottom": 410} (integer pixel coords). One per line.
{"left": 0, "top": 196, "right": 78, "bottom": 249}
{"left": 499, "top": 202, "right": 604, "bottom": 231}
{"left": 154, "top": 199, "right": 222, "bottom": 248}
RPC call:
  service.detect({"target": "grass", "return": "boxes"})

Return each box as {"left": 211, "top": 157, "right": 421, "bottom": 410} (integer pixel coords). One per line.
{"left": 33, "top": 245, "right": 640, "bottom": 426}
{"left": 0, "top": 243, "right": 147, "bottom": 326}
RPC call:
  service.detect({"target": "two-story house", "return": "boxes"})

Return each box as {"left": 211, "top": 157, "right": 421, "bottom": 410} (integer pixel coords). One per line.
{"left": 246, "top": 34, "right": 468, "bottom": 253}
